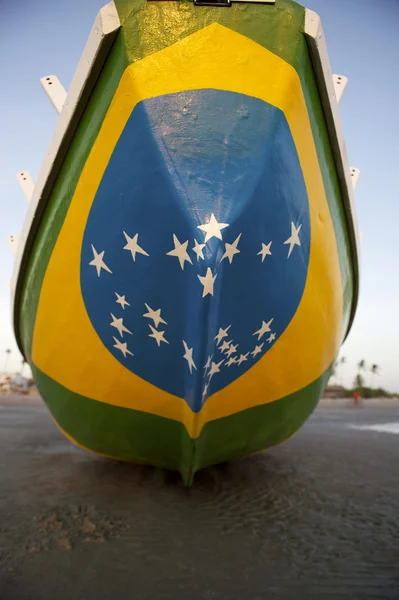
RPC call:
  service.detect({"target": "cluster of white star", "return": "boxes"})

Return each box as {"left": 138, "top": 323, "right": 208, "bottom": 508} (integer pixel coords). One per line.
{"left": 108, "top": 296, "right": 169, "bottom": 358}
{"left": 89, "top": 216, "right": 302, "bottom": 302}
{"left": 87, "top": 213, "right": 298, "bottom": 397}
{"left": 201, "top": 319, "right": 277, "bottom": 401}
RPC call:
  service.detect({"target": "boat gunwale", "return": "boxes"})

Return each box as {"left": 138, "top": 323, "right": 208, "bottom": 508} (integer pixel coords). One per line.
{"left": 10, "top": 1, "right": 121, "bottom": 357}
{"left": 11, "top": 1, "right": 359, "bottom": 358}
{"left": 303, "top": 8, "right": 360, "bottom": 339}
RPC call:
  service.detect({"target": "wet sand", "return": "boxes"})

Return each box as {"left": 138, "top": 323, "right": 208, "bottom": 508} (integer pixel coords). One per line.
{"left": 1, "top": 396, "right": 398, "bottom": 599}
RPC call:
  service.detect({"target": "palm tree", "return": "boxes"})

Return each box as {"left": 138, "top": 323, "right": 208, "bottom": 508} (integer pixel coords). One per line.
{"left": 357, "top": 359, "right": 366, "bottom": 373}
{"left": 370, "top": 364, "right": 380, "bottom": 388}
{"left": 354, "top": 373, "right": 365, "bottom": 391}
{"left": 4, "top": 349, "right": 11, "bottom": 372}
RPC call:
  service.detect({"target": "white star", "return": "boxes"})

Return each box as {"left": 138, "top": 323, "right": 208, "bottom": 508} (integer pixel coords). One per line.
{"left": 123, "top": 232, "right": 149, "bottom": 261}
{"left": 219, "top": 340, "right": 232, "bottom": 353}
{"left": 115, "top": 292, "right": 130, "bottom": 310}
{"left": 89, "top": 245, "right": 112, "bottom": 277}
{"left": 215, "top": 325, "right": 231, "bottom": 345}
{"left": 226, "top": 356, "right": 238, "bottom": 367}
{"left": 257, "top": 241, "right": 272, "bottom": 263}
{"left": 221, "top": 233, "right": 241, "bottom": 264}
{"left": 166, "top": 234, "right": 193, "bottom": 270}
{"left": 284, "top": 222, "right": 302, "bottom": 258}
{"left": 253, "top": 319, "right": 274, "bottom": 341}
{"left": 204, "top": 355, "right": 213, "bottom": 371}
{"left": 202, "top": 382, "right": 209, "bottom": 399}
{"left": 148, "top": 324, "right": 169, "bottom": 347}
{"left": 110, "top": 313, "right": 132, "bottom": 337}
{"left": 237, "top": 353, "right": 249, "bottom": 365}
{"left": 197, "top": 213, "right": 229, "bottom": 243}
{"left": 192, "top": 239, "right": 206, "bottom": 261}
{"left": 267, "top": 333, "right": 276, "bottom": 343}
{"left": 113, "top": 336, "right": 133, "bottom": 358}
{"left": 182, "top": 340, "right": 197, "bottom": 374}
{"left": 197, "top": 268, "right": 217, "bottom": 298}
{"left": 143, "top": 303, "right": 167, "bottom": 328}
{"left": 208, "top": 360, "right": 224, "bottom": 381}
{"left": 226, "top": 343, "right": 238, "bottom": 357}
{"left": 251, "top": 344, "right": 264, "bottom": 358}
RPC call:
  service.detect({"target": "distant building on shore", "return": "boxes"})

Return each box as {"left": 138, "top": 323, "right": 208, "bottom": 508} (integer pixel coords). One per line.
{"left": 323, "top": 385, "right": 346, "bottom": 399}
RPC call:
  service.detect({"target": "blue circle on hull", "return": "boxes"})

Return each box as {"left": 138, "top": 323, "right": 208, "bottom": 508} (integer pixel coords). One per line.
{"left": 81, "top": 89, "right": 310, "bottom": 412}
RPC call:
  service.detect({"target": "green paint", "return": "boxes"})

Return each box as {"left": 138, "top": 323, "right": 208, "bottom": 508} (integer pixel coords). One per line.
{"left": 34, "top": 362, "right": 330, "bottom": 484}
{"left": 15, "top": 0, "right": 355, "bottom": 482}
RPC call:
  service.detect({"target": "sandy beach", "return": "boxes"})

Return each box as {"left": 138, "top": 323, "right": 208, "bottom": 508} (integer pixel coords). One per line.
{"left": 1, "top": 395, "right": 398, "bottom": 599}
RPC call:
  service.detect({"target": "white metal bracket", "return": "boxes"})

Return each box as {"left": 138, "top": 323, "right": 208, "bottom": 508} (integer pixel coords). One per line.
{"left": 8, "top": 235, "right": 18, "bottom": 256}
{"left": 350, "top": 167, "right": 360, "bottom": 190}
{"left": 40, "top": 75, "right": 67, "bottom": 114}
{"left": 16, "top": 171, "right": 34, "bottom": 202}
{"left": 332, "top": 74, "right": 348, "bottom": 103}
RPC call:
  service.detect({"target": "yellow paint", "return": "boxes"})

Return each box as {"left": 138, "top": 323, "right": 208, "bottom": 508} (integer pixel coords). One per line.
{"left": 33, "top": 24, "right": 343, "bottom": 437}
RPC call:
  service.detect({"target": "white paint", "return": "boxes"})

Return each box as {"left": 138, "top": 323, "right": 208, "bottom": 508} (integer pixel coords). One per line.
{"left": 251, "top": 344, "right": 263, "bottom": 358}
{"left": 198, "top": 213, "right": 229, "bottom": 243}
{"left": 284, "top": 222, "right": 302, "bottom": 258}
{"left": 215, "top": 325, "right": 231, "bottom": 345}
{"left": 40, "top": 75, "right": 67, "bottom": 114}
{"left": 208, "top": 360, "right": 223, "bottom": 381}
{"left": 166, "top": 234, "right": 192, "bottom": 270}
{"left": 16, "top": 171, "right": 34, "bottom": 202}
{"left": 197, "top": 267, "right": 217, "bottom": 298}
{"left": 192, "top": 239, "right": 205, "bottom": 260}
{"left": 257, "top": 241, "right": 272, "bottom": 262}
{"left": 332, "top": 74, "right": 348, "bottom": 103}
{"left": 221, "top": 233, "right": 241, "bottom": 264}
{"left": 148, "top": 325, "right": 169, "bottom": 347}
{"left": 89, "top": 244, "right": 112, "bottom": 276}
{"left": 348, "top": 423, "right": 399, "bottom": 435}
{"left": 350, "top": 167, "right": 361, "bottom": 190}
{"left": 113, "top": 337, "right": 133, "bottom": 358}
{"left": 110, "top": 313, "right": 132, "bottom": 337}
{"left": 8, "top": 235, "right": 18, "bottom": 255}
{"left": 123, "top": 231, "right": 149, "bottom": 261}
{"left": 237, "top": 353, "right": 249, "bottom": 365}
{"left": 115, "top": 292, "right": 130, "bottom": 310}
{"left": 226, "top": 356, "right": 237, "bottom": 367}
{"left": 11, "top": 2, "right": 120, "bottom": 336}
{"left": 304, "top": 10, "right": 360, "bottom": 285}
{"left": 253, "top": 319, "right": 273, "bottom": 341}
{"left": 143, "top": 303, "right": 167, "bottom": 328}
{"left": 226, "top": 343, "right": 238, "bottom": 357}
{"left": 182, "top": 341, "right": 197, "bottom": 373}
{"left": 219, "top": 340, "right": 232, "bottom": 353}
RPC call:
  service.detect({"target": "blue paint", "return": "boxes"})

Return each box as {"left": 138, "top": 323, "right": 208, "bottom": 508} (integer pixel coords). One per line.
{"left": 81, "top": 89, "right": 310, "bottom": 412}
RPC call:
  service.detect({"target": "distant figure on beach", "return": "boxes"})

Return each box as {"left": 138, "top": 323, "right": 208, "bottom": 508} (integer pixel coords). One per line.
{"left": 353, "top": 391, "right": 361, "bottom": 407}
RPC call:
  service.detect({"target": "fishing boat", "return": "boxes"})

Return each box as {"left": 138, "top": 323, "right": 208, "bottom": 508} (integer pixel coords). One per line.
{"left": 10, "top": 0, "right": 360, "bottom": 484}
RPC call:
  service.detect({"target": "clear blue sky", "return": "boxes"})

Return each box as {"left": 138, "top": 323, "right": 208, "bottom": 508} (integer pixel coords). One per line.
{"left": 0, "top": 0, "right": 398, "bottom": 390}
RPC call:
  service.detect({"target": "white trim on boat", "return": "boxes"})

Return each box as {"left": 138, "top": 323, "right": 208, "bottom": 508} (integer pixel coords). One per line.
{"left": 350, "top": 167, "right": 360, "bottom": 190}
{"left": 304, "top": 9, "right": 360, "bottom": 335}
{"left": 332, "top": 74, "right": 348, "bottom": 104}
{"left": 16, "top": 171, "right": 34, "bottom": 202}
{"left": 11, "top": 2, "right": 120, "bottom": 349}
{"left": 40, "top": 75, "right": 67, "bottom": 114}
{"left": 8, "top": 235, "right": 18, "bottom": 256}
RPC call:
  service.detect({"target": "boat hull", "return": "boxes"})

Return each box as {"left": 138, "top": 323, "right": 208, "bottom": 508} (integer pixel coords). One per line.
{"left": 14, "top": 1, "right": 357, "bottom": 483}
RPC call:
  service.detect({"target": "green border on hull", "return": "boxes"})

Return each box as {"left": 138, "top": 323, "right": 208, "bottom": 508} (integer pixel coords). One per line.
{"left": 34, "top": 363, "right": 331, "bottom": 484}
{"left": 16, "top": 0, "right": 353, "bottom": 481}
